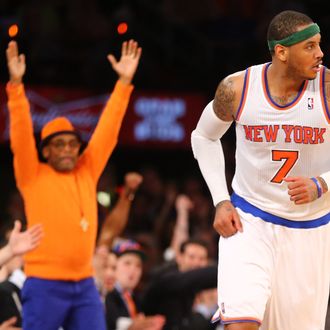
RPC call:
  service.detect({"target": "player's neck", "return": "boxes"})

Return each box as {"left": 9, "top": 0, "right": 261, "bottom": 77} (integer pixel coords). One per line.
{"left": 267, "top": 63, "right": 304, "bottom": 96}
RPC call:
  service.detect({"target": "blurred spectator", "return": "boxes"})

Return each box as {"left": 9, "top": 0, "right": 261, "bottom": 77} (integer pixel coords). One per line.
{"left": 127, "top": 167, "right": 166, "bottom": 234}
{"left": 98, "top": 172, "right": 143, "bottom": 247}
{"left": 94, "top": 171, "right": 143, "bottom": 298}
{"left": 103, "top": 251, "right": 118, "bottom": 293}
{"left": 5, "top": 191, "right": 26, "bottom": 227}
{"left": 105, "top": 239, "right": 165, "bottom": 330}
{"left": 0, "top": 221, "right": 42, "bottom": 329}
{"left": 0, "top": 316, "right": 20, "bottom": 330}
{"left": 0, "top": 257, "right": 25, "bottom": 327}
{"left": 192, "top": 288, "right": 218, "bottom": 330}
{"left": 93, "top": 246, "right": 118, "bottom": 303}
{"left": 153, "top": 181, "right": 178, "bottom": 254}
{"left": 96, "top": 164, "right": 118, "bottom": 231}
{"left": 93, "top": 244, "right": 110, "bottom": 300}
{"left": 163, "top": 194, "right": 193, "bottom": 261}
{"left": 143, "top": 239, "right": 217, "bottom": 329}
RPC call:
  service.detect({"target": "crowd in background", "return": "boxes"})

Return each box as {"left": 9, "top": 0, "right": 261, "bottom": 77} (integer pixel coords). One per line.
{"left": 0, "top": 166, "right": 223, "bottom": 329}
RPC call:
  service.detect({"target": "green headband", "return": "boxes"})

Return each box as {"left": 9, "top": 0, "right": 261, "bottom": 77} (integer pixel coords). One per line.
{"left": 268, "top": 23, "right": 320, "bottom": 51}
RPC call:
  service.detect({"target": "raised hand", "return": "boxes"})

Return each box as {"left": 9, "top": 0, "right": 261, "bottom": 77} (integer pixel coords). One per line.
{"left": 107, "top": 39, "right": 142, "bottom": 85}
{"left": 124, "top": 172, "right": 143, "bottom": 192}
{"left": 6, "top": 41, "right": 26, "bottom": 84}
{"left": 121, "top": 172, "right": 143, "bottom": 201}
{"left": 175, "top": 195, "right": 193, "bottom": 213}
{"left": 8, "top": 220, "right": 43, "bottom": 257}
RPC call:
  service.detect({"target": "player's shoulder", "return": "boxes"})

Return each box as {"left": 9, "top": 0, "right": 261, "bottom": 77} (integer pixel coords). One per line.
{"left": 221, "top": 69, "right": 246, "bottom": 94}
{"left": 217, "top": 68, "right": 251, "bottom": 105}
{"left": 213, "top": 69, "right": 247, "bottom": 120}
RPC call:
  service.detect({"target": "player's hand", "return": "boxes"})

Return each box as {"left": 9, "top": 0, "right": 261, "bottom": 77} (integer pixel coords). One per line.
{"left": 6, "top": 41, "right": 26, "bottom": 84}
{"left": 213, "top": 200, "right": 242, "bottom": 237}
{"left": 107, "top": 39, "right": 142, "bottom": 85}
{"left": 284, "top": 176, "right": 318, "bottom": 204}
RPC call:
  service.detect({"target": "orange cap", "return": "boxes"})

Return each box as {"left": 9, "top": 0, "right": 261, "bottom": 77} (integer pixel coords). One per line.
{"left": 40, "top": 117, "right": 80, "bottom": 148}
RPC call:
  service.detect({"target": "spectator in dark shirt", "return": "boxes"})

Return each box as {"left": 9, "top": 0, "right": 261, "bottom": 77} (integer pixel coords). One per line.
{"left": 143, "top": 239, "right": 217, "bottom": 329}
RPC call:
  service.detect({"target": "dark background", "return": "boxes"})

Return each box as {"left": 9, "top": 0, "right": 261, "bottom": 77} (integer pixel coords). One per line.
{"left": 1, "top": 0, "right": 329, "bottom": 91}
{"left": 0, "top": 0, "right": 329, "bottom": 223}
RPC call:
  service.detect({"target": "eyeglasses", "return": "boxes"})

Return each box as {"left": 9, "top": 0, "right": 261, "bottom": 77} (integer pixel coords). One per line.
{"left": 49, "top": 139, "right": 81, "bottom": 150}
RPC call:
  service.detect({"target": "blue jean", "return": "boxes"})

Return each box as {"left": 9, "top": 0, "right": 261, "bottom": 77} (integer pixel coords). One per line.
{"left": 22, "top": 277, "right": 106, "bottom": 330}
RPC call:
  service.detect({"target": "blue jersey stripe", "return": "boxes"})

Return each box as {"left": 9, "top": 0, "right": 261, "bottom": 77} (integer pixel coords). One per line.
{"left": 231, "top": 192, "right": 330, "bottom": 228}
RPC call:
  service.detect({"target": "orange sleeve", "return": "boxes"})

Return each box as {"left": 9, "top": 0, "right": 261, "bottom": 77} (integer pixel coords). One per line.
{"left": 82, "top": 80, "right": 134, "bottom": 182}
{"left": 6, "top": 83, "right": 39, "bottom": 188}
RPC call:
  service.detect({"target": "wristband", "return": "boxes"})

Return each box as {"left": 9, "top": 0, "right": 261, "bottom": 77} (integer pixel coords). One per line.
{"left": 311, "top": 177, "right": 322, "bottom": 198}
{"left": 319, "top": 172, "right": 330, "bottom": 194}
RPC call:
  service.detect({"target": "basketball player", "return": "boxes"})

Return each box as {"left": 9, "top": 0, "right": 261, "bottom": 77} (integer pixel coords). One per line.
{"left": 191, "top": 10, "right": 330, "bottom": 330}
{"left": 6, "top": 39, "right": 141, "bottom": 330}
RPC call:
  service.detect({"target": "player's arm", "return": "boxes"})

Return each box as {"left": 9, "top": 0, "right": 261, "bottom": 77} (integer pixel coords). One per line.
{"left": 284, "top": 69, "right": 330, "bottom": 205}
{"left": 191, "top": 71, "right": 244, "bottom": 237}
{"left": 83, "top": 40, "right": 141, "bottom": 182}
{"left": 6, "top": 41, "right": 39, "bottom": 187}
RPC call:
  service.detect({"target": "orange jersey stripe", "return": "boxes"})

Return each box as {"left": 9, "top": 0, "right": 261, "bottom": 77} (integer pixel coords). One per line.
{"left": 319, "top": 66, "right": 330, "bottom": 124}
{"left": 236, "top": 68, "right": 251, "bottom": 121}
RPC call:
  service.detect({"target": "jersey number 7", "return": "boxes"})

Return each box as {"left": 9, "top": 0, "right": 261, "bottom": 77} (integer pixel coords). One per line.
{"left": 271, "top": 150, "right": 299, "bottom": 183}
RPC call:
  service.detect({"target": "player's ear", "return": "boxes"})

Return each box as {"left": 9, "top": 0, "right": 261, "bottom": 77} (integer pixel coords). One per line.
{"left": 274, "top": 44, "right": 288, "bottom": 62}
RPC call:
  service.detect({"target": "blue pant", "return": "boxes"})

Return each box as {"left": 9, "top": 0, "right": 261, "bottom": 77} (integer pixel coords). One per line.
{"left": 22, "top": 277, "right": 106, "bottom": 330}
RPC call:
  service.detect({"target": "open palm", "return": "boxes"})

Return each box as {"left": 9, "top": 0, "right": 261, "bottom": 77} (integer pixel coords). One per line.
{"left": 107, "top": 39, "right": 142, "bottom": 85}
{"left": 9, "top": 221, "right": 43, "bottom": 256}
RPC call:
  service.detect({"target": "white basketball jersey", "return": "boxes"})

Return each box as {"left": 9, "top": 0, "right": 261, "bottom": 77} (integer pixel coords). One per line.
{"left": 232, "top": 63, "right": 330, "bottom": 220}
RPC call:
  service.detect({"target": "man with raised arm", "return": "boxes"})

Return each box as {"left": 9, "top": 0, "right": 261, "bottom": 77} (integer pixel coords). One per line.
{"left": 6, "top": 39, "right": 141, "bottom": 330}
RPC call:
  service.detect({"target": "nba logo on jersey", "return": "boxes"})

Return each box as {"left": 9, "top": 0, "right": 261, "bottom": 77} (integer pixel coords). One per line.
{"left": 308, "top": 97, "right": 314, "bottom": 110}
